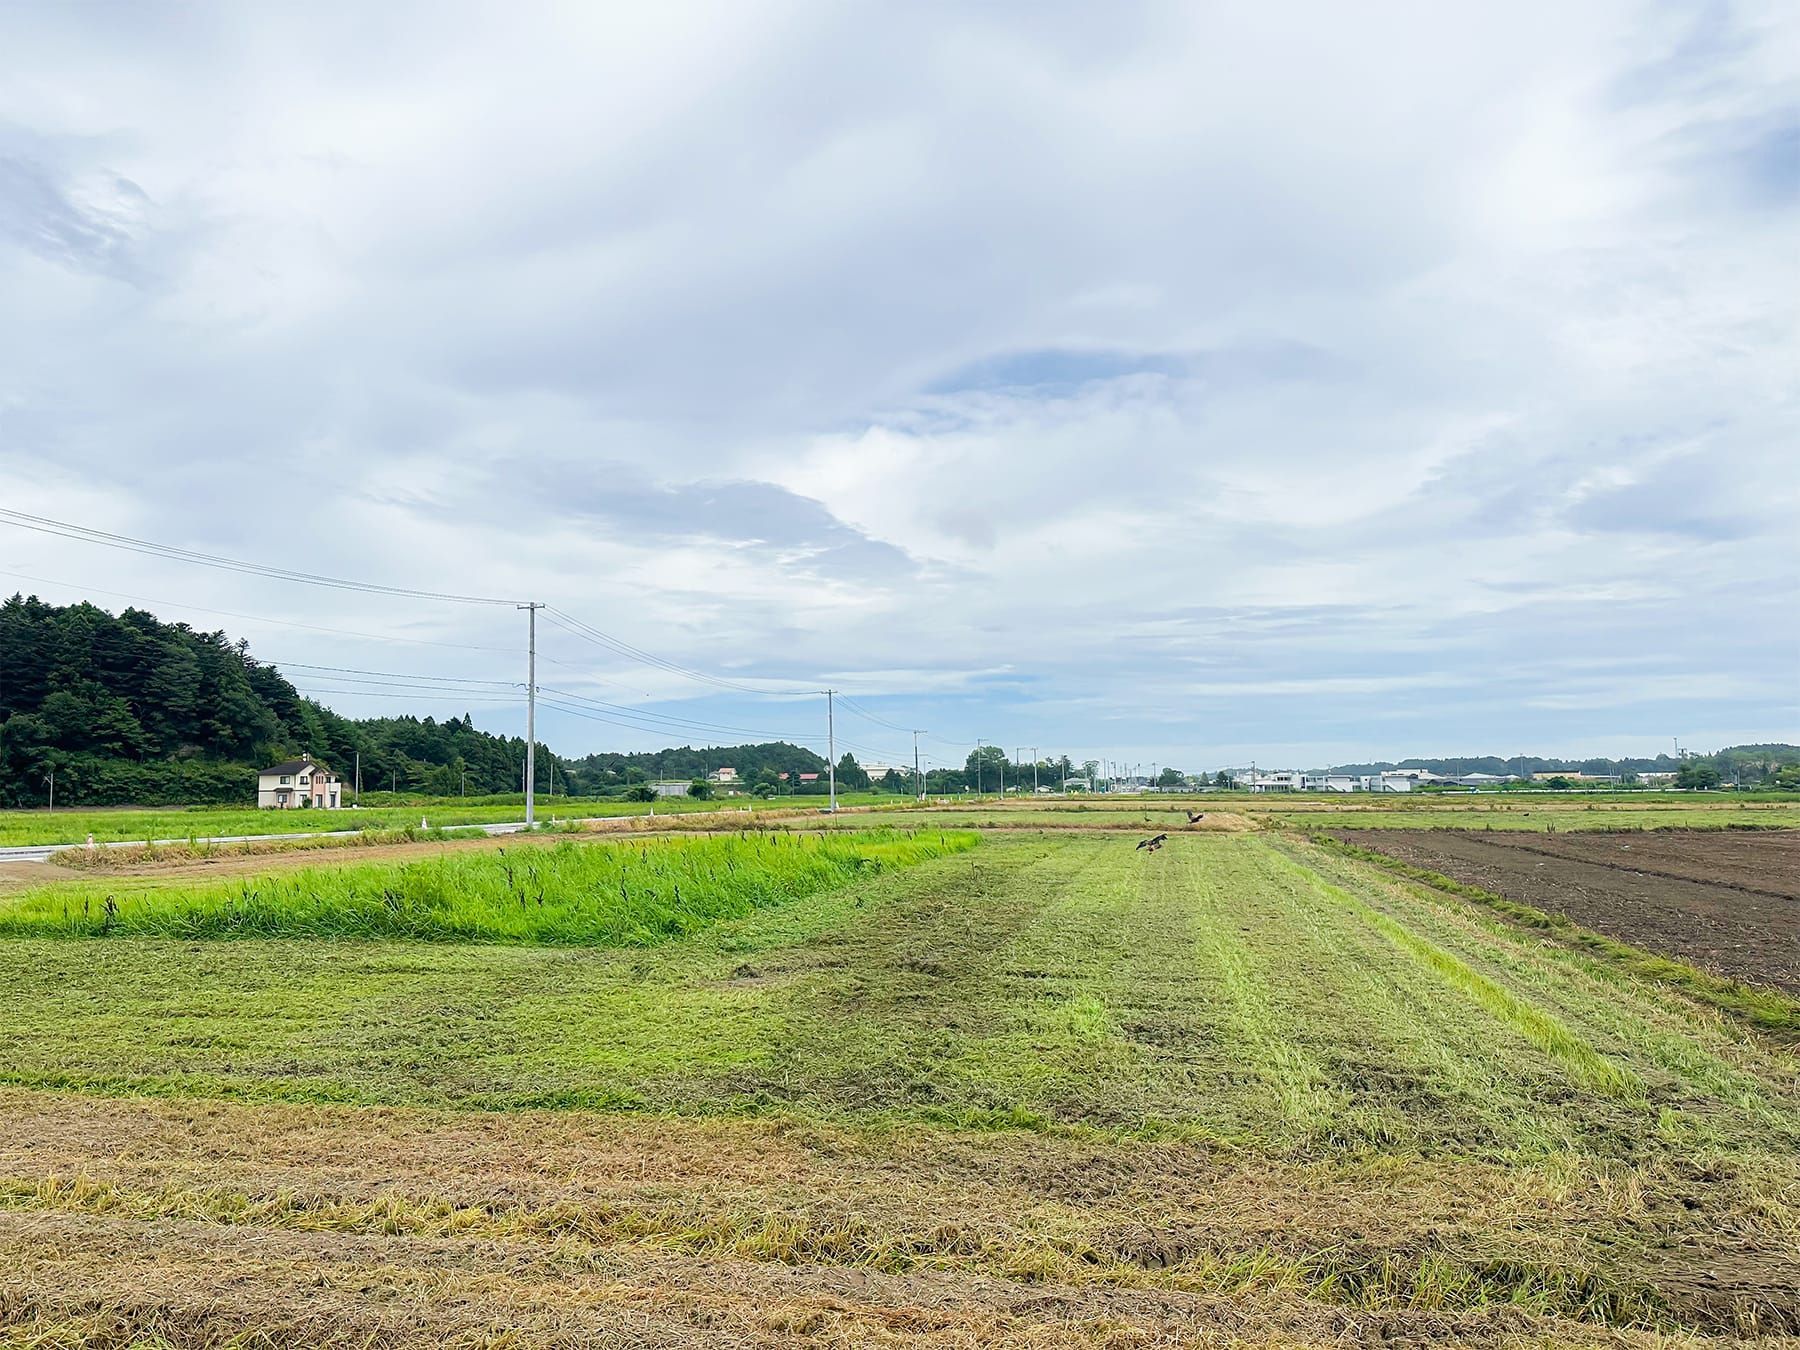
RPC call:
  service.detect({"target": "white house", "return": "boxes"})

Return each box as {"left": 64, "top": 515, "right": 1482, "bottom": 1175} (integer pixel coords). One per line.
{"left": 257, "top": 758, "right": 342, "bottom": 809}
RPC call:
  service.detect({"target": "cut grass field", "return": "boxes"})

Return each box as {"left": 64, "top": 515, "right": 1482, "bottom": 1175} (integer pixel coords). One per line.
{"left": 0, "top": 830, "right": 1796, "bottom": 1344}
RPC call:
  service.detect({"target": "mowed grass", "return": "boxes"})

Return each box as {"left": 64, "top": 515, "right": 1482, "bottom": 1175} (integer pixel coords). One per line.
{"left": 2, "top": 832, "right": 1798, "bottom": 1337}
{"left": 0, "top": 829, "right": 975, "bottom": 944}
{"left": 0, "top": 832, "right": 1792, "bottom": 1162}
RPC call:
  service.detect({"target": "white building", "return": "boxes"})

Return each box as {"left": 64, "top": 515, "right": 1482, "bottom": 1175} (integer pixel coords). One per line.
{"left": 1241, "top": 771, "right": 1306, "bottom": 792}
{"left": 257, "top": 758, "right": 342, "bottom": 809}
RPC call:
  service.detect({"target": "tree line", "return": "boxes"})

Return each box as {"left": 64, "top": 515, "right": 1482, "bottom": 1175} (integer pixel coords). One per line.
{"left": 0, "top": 596, "right": 850, "bottom": 807}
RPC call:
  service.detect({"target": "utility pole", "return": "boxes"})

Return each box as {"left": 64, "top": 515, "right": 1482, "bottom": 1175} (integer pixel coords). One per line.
{"left": 354, "top": 751, "right": 361, "bottom": 806}
{"left": 826, "top": 688, "right": 838, "bottom": 812}
{"left": 46, "top": 766, "right": 54, "bottom": 813}
{"left": 520, "top": 602, "right": 541, "bottom": 825}
{"left": 975, "top": 740, "right": 983, "bottom": 796}
{"left": 1031, "top": 747, "right": 1039, "bottom": 795}
{"left": 913, "top": 730, "right": 925, "bottom": 801}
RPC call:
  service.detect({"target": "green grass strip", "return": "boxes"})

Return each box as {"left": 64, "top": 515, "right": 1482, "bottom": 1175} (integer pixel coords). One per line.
{"left": 0, "top": 829, "right": 978, "bottom": 946}
{"left": 1310, "top": 834, "right": 1800, "bottom": 1037}
{"left": 1266, "top": 851, "right": 1643, "bottom": 1100}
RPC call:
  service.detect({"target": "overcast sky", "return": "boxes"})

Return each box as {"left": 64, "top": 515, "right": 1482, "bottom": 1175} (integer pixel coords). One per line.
{"left": 1, "top": 2, "right": 1795, "bottom": 772}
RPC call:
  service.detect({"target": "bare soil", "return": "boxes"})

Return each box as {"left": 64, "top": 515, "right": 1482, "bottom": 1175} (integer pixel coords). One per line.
{"left": 1339, "top": 829, "right": 1800, "bottom": 994}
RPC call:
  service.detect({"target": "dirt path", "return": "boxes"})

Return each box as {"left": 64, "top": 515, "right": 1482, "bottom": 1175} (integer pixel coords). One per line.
{"left": 1338, "top": 829, "right": 1800, "bottom": 994}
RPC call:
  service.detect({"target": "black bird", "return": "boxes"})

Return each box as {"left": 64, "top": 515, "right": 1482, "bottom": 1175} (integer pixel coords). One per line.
{"left": 1187, "top": 811, "right": 1206, "bottom": 823}
{"left": 1135, "top": 832, "right": 1168, "bottom": 851}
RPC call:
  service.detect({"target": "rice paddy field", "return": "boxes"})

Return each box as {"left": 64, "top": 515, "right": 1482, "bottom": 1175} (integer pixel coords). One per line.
{"left": 812, "top": 792, "right": 1800, "bottom": 834}
{"left": 0, "top": 801, "right": 1796, "bottom": 1346}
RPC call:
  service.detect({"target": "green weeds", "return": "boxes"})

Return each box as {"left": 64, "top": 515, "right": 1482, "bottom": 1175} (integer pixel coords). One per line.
{"left": 0, "top": 830, "right": 977, "bottom": 944}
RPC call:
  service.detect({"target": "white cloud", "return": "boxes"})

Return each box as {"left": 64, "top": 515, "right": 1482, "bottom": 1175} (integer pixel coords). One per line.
{"left": 0, "top": 0, "right": 1795, "bottom": 768}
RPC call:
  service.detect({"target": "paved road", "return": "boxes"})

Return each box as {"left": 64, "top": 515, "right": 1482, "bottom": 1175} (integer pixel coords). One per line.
{"left": 0, "top": 819, "right": 546, "bottom": 866}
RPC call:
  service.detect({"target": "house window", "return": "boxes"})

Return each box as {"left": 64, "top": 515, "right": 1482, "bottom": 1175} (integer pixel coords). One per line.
{"left": 299, "top": 776, "right": 310, "bottom": 787}
{"left": 280, "top": 775, "right": 291, "bottom": 785}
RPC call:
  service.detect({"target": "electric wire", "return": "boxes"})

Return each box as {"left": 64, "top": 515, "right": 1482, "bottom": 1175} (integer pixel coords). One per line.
{"left": 543, "top": 607, "right": 819, "bottom": 698}
{"left": 536, "top": 685, "right": 809, "bottom": 742}
{"left": 0, "top": 510, "right": 519, "bottom": 605}
{"left": 833, "top": 693, "right": 915, "bottom": 734}
{"left": 3, "top": 513, "right": 991, "bottom": 768}
{"left": 0, "top": 568, "right": 521, "bottom": 654}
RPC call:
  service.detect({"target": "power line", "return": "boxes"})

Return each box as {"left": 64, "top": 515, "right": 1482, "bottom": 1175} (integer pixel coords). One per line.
{"left": 267, "top": 659, "right": 520, "bottom": 688}
{"left": 543, "top": 606, "right": 818, "bottom": 698}
{"left": 293, "top": 674, "right": 522, "bottom": 700}
{"left": 534, "top": 695, "right": 832, "bottom": 750}
{"left": 293, "top": 685, "right": 522, "bottom": 709}
{"left": 0, "top": 568, "right": 520, "bottom": 654}
{"left": 0, "top": 509, "right": 519, "bottom": 605}
{"left": 537, "top": 684, "right": 811, "bottom": 742}
{"left": 4, "top": 513, "right": 985, "bottom": 762}
{"left": 834, "top": 693, "right": 913, "bottom": 733}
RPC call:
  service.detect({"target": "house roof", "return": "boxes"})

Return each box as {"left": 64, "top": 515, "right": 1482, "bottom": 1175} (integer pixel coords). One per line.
{"left": 260, "top": 758, "right": 324, "bottom": 776}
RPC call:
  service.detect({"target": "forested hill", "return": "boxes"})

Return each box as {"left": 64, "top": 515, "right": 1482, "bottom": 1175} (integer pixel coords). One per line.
{"left": 0, "top": 596, "right": 826, "bottom": 807}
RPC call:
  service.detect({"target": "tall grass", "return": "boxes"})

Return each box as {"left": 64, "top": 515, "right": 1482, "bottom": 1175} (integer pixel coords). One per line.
{"left": 0, "top": 829, "right": 978, "bottom": 945}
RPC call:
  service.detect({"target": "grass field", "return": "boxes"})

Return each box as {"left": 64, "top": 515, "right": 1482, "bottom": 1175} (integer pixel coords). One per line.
{"left": 0, "top": 827, "right": 1796, "bottom": 1343}
{"left": 0, "top": 829, "right": 975, "bottom": 943}
{"left": 0, "top": 791, "right": 904, "bottom": 847}
{"left": 833, "top": 793, "right": 1800, "bottom": 834}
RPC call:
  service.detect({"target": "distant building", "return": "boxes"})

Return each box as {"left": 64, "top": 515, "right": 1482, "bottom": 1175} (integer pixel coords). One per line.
{"left": 1241, "top": 771, "right": 1306, "bottom": 792}
{"left": 257, "top": 758, "right": 341, "bottom": 809}
{"left": 652, "top": 781, "right": 690, "bottom": 797}
{"left": 708, "top": 767, "right": 737, "bottom": 783}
